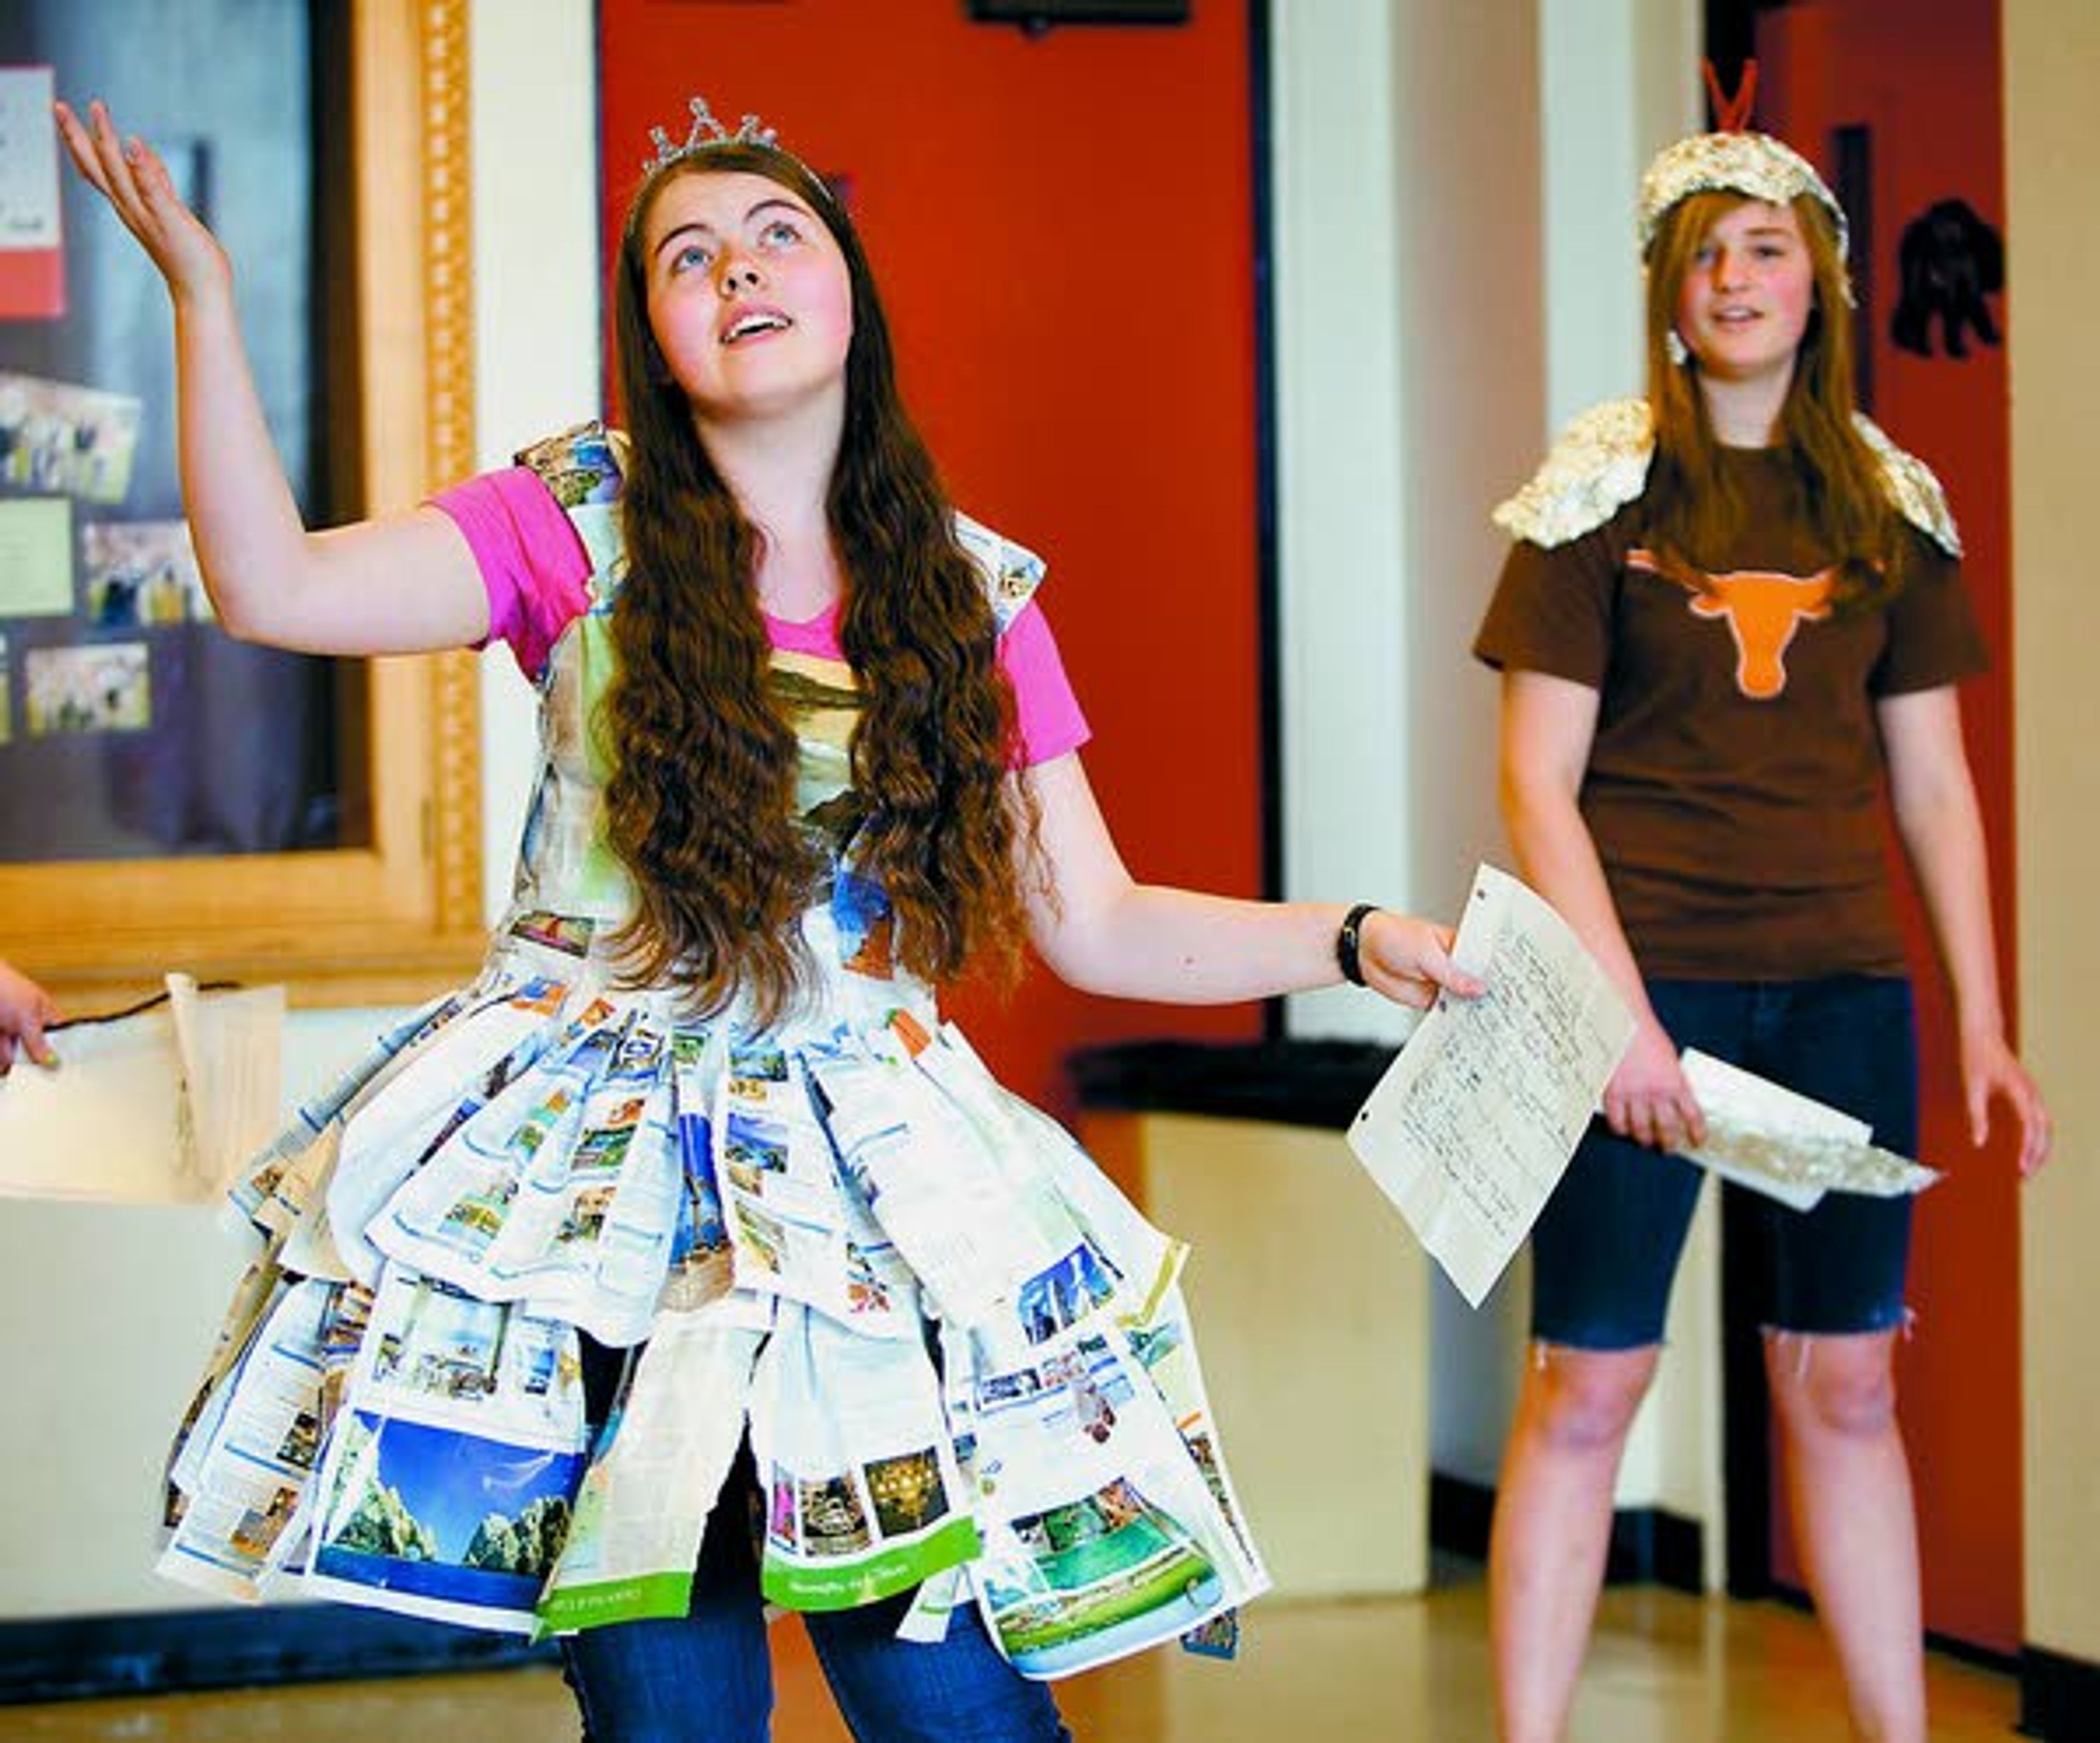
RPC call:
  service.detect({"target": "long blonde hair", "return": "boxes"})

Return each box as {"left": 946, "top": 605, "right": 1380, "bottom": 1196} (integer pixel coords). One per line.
{"left": 1644, "top": 190, "right": 1904, "bottom": 611}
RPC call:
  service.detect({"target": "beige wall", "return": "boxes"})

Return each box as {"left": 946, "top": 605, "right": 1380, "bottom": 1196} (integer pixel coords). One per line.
{"left": 1272, "top": 0, "right": 1526, "bottom": 1051}
{"left": 1087, "top": 1112, "right": 1432, "bottom": 1600}
{"left": 0, "top": 1014, "right": 390, "bottom": 1618}
{"left": 1266, "top": 0, "right": 1544, "bottom": 1510}
{"left": 2007, "top": 0, "right": 2100, "bottom": 1668}
{"left": 469, "top": 0, "right": 599, "bottom": 920}
{"left": 1268, "top": 0, "right": 1713, "bottom": 1531}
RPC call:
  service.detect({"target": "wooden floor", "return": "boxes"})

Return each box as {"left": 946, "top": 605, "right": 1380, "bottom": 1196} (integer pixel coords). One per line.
{"left": 3, "top": 1570, "right": 2020, "bottom": 1741}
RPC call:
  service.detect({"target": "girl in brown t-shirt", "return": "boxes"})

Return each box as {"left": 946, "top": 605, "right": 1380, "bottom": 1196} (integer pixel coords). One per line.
{"left": 1474, "top": 124, "right": 2050, "bottom": 1743}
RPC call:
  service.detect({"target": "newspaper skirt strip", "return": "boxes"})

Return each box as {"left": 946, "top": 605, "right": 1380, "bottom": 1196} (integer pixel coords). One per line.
{"left": 156, "top": 914, "right": 1269, "bottom": 1672}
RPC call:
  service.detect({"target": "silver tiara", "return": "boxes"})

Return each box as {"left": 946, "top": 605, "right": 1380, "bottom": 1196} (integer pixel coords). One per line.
{"left": 644, "top": 97, "right": 781, "bottom": 176}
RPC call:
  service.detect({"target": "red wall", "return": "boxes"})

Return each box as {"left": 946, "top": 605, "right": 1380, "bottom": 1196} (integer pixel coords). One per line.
{"left": 1758, "top": 0, "right": 2021, "bottom": 1653}
{"left": 596, "top": 1, "right": 1265, "bottom": 1127}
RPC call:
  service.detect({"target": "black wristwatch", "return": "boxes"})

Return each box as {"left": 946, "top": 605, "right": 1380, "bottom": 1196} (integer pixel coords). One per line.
{"left": 1335, "top": 902, "right": 1380, "bottom": 987}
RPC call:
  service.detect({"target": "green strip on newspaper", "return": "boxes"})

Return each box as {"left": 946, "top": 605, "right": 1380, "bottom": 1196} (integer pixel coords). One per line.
{"left": 760, "top": 1517, "right": 982, "bottom": 1612}
{"left": 535, "top": 1569, "right": 696, "bottom": 1636}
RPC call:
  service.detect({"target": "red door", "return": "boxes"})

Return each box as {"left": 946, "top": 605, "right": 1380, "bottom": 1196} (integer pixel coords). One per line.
{"left": 1747, "top": 0, "right": 2022, "bottom": 1655}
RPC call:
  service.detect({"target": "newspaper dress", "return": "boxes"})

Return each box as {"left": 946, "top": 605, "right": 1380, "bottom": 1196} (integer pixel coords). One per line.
{"left": 157, "top": 425, "right": 1267, "bottom": 1676}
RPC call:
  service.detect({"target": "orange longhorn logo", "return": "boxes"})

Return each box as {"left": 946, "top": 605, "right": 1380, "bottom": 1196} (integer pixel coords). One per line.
{"left": 1629, "top": 549, "right": 1834, "bottom": 699}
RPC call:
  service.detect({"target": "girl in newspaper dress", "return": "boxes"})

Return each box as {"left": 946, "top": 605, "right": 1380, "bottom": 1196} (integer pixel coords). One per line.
{"left": 57, "top": 97, "right": 1477, "bottom": 1739}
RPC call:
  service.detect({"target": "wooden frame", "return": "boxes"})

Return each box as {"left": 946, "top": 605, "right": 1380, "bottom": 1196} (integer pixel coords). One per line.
{"left": 10, "top": 0, "right": 484, "bottom": 1007}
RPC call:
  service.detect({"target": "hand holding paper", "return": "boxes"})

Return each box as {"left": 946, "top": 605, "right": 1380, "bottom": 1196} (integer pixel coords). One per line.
{"left": 0, "top": 973, "right": 284, "bottom": 1203}
{"left": 1347, "top": 864, "right": 1635, "bottom": 1308}
{"left": 1671, "top": 1049, "right": 1939, "bottom": 1209}
{"left": 0, "top": 955, "right": 60, "bottom": 1072}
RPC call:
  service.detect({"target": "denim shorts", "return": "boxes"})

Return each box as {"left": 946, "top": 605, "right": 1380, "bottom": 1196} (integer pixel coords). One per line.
{"left": 1530, "top": 975, "right": 1918, "bottom": 1350}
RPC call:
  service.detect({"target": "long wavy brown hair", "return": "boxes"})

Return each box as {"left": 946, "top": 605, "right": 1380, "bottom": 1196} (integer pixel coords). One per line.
{"left": 1644, "top": 189, "right": 1905, "bottom": 612}
{"left": 604, "top": 143, "right": 1030, "bottom": 1023}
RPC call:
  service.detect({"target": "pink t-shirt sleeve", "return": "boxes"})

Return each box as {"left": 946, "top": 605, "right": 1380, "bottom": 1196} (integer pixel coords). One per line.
{"left": 429, "top": 467, "right": 592, "bottom": 681}
{"left": 999, "top": 598, "right": 1090, "bottom": 767}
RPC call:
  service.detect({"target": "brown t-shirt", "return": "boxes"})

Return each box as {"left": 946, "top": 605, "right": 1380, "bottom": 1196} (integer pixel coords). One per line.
{"left": 1473, "top": 446, "right": 1987, "bottom": 980}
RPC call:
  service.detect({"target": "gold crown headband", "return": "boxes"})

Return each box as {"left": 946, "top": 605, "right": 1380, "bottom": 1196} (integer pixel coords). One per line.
{"left": 1637, "top": 62, "right": 1850, "bottom": 263}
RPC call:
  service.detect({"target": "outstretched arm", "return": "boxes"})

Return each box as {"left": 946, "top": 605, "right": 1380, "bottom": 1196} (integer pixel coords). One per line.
{"left": 1500, "top": 669, "right": 1704, "bottom": 1150}
{"left": 54, "top": 101, "right": 489, "bottom": 656}
{"left": 0, "top": 958, "right": 59, "bottom": 1074}
{"left": 1015, "top": 751, "right": 1479, "bottom": 1010}
{"left": 1880, "top": 684, "right": 2051, "bottom": 1174}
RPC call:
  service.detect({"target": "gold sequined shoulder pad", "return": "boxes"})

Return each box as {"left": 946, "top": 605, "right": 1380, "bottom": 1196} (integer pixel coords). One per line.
{"left": 1491, "top": 398, "right": 1656, "bottom": 549}
{"left": 954, "top": 511, "right": 1046, "bottom": 633}
{"left": 1852, "top": 415, "right": 1962, "bottom": 558}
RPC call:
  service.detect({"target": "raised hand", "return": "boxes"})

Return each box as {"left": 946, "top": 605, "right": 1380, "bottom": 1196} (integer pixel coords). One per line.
{"left": 49, "top": 98, "right": 493, "bottom": 660}
{"left": 53, "top": 100, "right": 231, "bottom": 306}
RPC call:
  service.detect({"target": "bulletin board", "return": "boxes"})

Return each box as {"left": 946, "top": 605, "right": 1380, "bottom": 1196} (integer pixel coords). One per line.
{"left": 0, "top": 2, "right": 367, "bottom": 865}
{"left": 0, "top": 0, "right": 484, "bottom": 1005}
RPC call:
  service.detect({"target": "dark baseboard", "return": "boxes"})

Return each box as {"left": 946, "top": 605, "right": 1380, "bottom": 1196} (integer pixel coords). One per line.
{"left": 1607, "top": 1503, "right": 1705, "bottom": 1593}
{"left": 1430, "top": 1471, "right": 1705, "bottom": 1594}
{"left": 0, "top": 1605, "right": 558, "bottom": 1706}
{"left": 2020, "top": 1644, "right": 2100, "bottom": 1740}
{"left": 1427, "top": 1468, "right": 1499, "bottom": 1562}
{"left": 1070, "top": 1036, "right": 1394, "bottom": 1130}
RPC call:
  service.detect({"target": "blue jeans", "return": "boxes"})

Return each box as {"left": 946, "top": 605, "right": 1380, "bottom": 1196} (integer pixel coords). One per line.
{"left": 1531, "top": 976, "right": 1918, "bottom": 1350}
{"left": 561, "top": 1469, "right": 1071, "bottom": 1743}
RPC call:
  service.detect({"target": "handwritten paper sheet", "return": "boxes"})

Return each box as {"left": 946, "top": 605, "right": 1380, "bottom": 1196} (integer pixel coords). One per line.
{"left": 1347, "top": 864, "right": 1635, "bottom": 1308}
{"left": 1675, "top": 1049, "right": 1939, "bottom": 1208}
